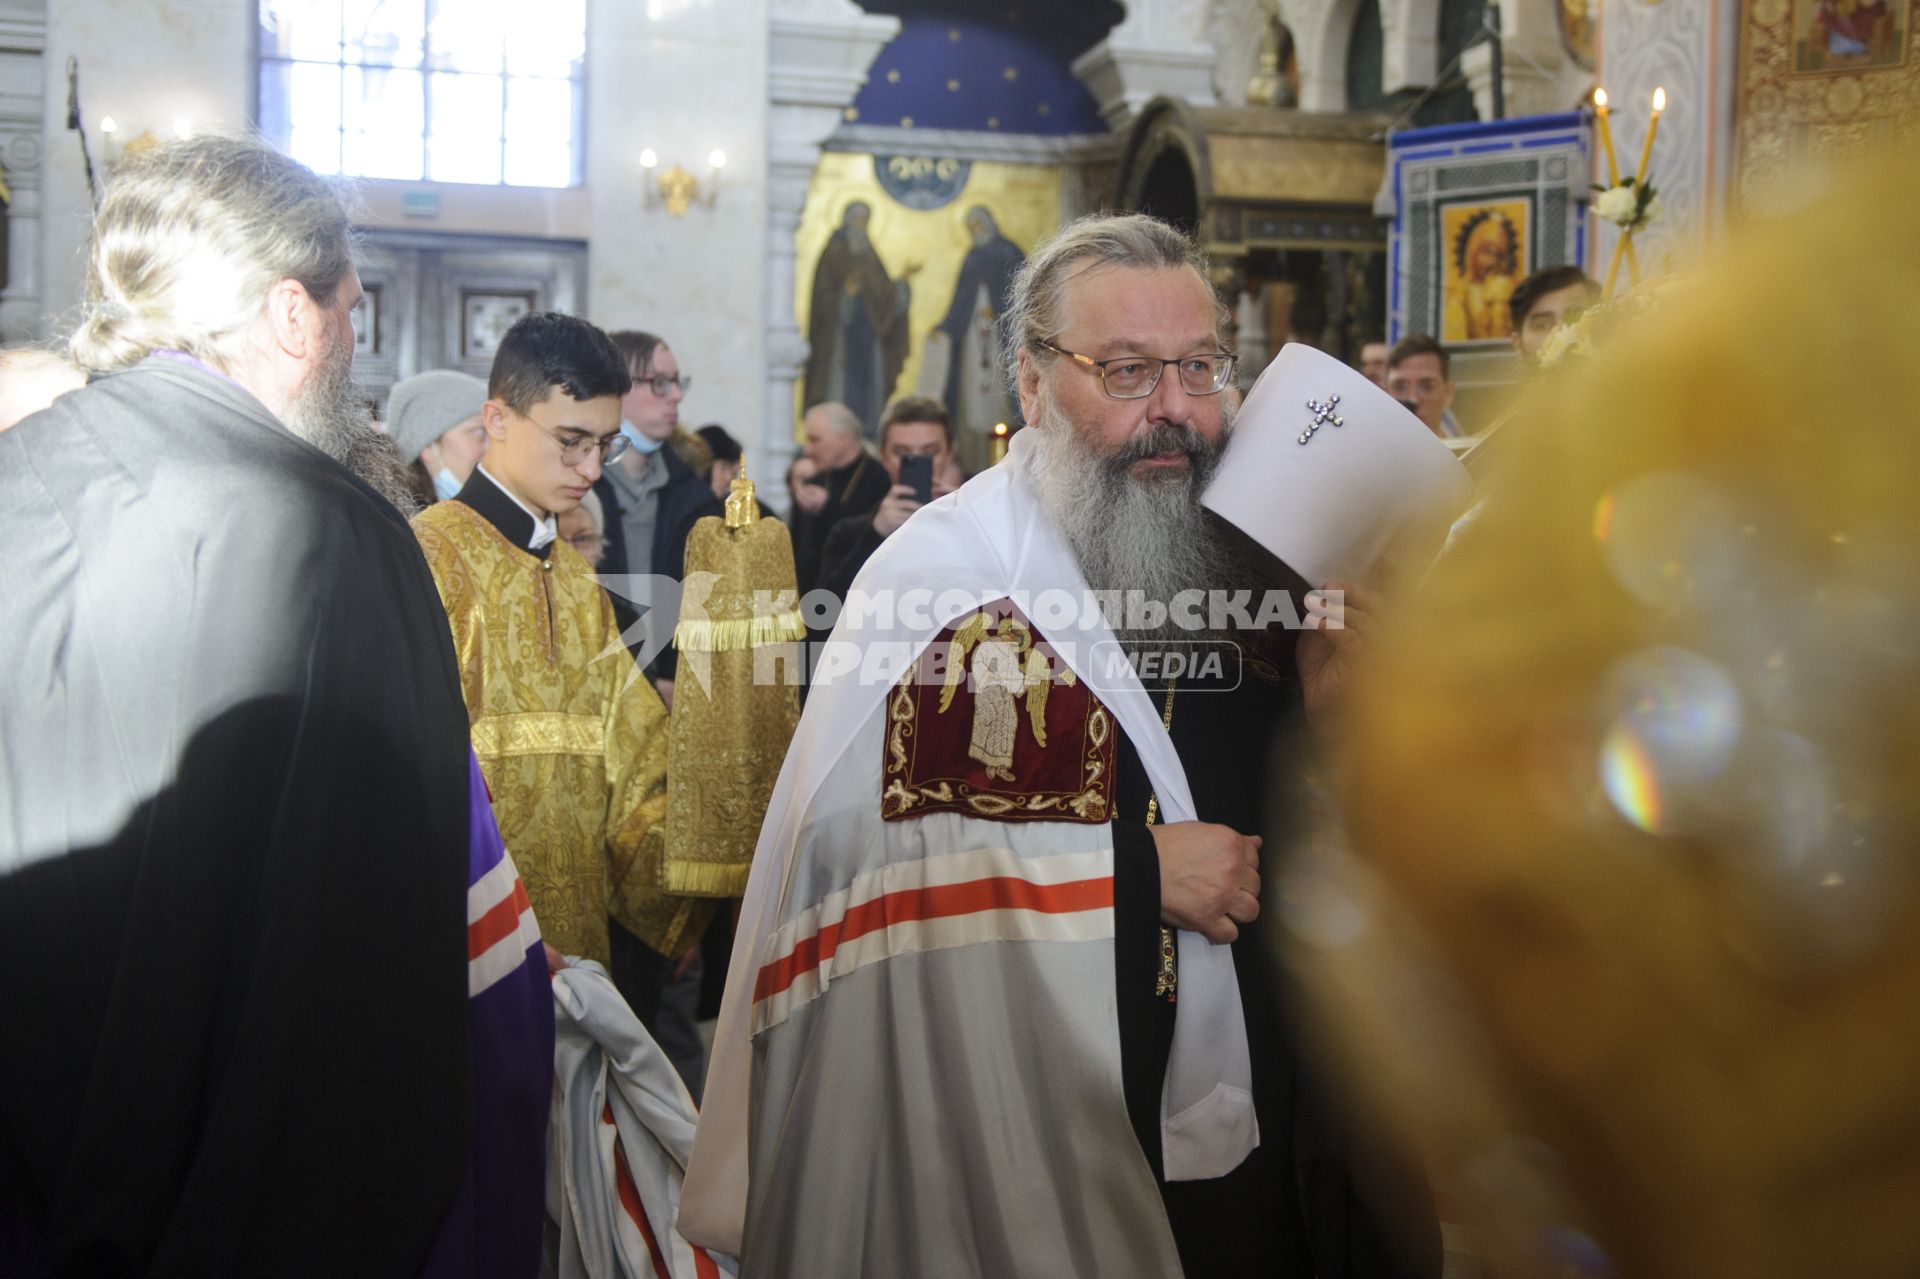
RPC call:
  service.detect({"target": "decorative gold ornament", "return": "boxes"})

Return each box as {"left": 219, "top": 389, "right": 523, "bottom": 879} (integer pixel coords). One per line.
{"left": 937, "top": 611, "right": 1072, "bottom": 781}
{"left": 657, "top": 164, "right": 699, "bottom": 217}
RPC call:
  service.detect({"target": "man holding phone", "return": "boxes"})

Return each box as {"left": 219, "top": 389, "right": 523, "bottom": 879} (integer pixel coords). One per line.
{"left": 815, "top": 395, "right": 958, "bottom": 603}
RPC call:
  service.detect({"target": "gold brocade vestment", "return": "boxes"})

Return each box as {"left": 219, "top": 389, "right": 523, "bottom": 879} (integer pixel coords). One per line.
{"left": 413, "top": 501, "right": 703, "bottom": 965}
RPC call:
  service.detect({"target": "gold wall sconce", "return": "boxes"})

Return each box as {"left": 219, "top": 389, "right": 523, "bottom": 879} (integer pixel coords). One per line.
{"left": 98, "top": 115, "right": 193, "bottom": 166}
{"left": 639, "top": 147, "right": 727, "bottom": 216}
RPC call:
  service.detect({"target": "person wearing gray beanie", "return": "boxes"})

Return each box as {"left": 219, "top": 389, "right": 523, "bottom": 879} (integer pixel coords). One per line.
{"left": 384, "top": 369, "right": 489, "bottom": 504}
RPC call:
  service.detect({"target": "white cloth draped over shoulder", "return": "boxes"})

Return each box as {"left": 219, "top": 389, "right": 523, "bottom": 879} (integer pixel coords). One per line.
{"left": 679, "top": 428, "right": 1257, "bottom": 1266}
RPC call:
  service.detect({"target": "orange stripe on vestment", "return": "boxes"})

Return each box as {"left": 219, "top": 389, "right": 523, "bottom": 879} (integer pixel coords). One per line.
{"left": 754, "top": 874, "right": 1114, "bottom": 1003}
{"left": 607, "top": 1099, "right": 674, "bottom": 1279}
{"left": 467, "top": 879, "right": 533, "bottom": 960}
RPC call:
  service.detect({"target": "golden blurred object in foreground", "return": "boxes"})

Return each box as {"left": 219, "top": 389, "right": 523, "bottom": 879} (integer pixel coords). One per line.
{"left": 1296, "top": 161, "right": 1920, "bottom": 1279}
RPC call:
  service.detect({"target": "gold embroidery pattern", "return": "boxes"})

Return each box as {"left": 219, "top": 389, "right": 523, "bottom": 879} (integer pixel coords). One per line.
{"left": 662, "top": 511, "right": 805, "bottom": 898}
{"left": 881, "top": 647, "right": 1113, "bottom": 823}
{"left": 470, "top": 711, "right": 604, "bottom": 758}
{"left": 412, "top": 502, "right": 701, "bottom": 964}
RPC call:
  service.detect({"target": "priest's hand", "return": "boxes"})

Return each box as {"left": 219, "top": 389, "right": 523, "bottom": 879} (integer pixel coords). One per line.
{"left": 1151, "top": 821, "right": 1262, "bottom": 944}
{"left": 1297, "top": 579, "right": 1376, "bottom": 731}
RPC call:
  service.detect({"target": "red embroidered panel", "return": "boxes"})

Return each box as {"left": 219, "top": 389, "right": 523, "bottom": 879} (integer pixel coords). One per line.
{"left": 880, "top": 598, "right": 1115, "bottom": 824}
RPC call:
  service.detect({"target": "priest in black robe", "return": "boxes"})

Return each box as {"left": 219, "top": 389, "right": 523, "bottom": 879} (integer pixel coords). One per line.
{"left": 0, "top": 135, "right": 495, "bottom": 1277}
{"left": 686, "top": 211, "right": 1439, "bottom": 1275}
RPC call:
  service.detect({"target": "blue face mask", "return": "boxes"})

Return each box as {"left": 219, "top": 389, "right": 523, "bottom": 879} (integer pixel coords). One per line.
{"left": 433, "top": 467, "right": 463, "bottom": 501}
{"left": 620, "top": 420, "right": 664, "bottom": 455}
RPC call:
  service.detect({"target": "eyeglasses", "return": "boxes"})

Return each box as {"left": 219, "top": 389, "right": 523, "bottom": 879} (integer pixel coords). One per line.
{"left": 636, "top": 372, "right": 691, "bottom": 397}
{"left": 566, "top": 532, "right": 604, "bottom": 555}
{"left": 520, "top": 412, "right": 630, "bottom": 467}
{"left": 1037, "top": 341, "right": 1236, "bottom": 400}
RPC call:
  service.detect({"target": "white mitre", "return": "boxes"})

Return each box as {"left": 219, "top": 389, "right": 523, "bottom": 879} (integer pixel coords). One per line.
{"left": 1203, "top": 342, "right": 1474, "bottom": 584}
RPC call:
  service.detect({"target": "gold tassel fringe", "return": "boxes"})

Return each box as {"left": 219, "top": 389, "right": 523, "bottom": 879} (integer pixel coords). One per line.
{"left": 674, "top": 609, "right": 807, "bottom": 653}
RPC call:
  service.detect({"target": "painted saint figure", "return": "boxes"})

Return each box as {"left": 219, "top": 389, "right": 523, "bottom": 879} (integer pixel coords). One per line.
{"left": 804, "top": 202, "right": 916, "bottom": 436}
{"left": 1443, "top": 208, "right": 1521, "bottom": 343}
{"left": 934, "top": 206, "right": 1026, "bottom": 473}
{"left": 1813, "top": 0, "right": 1893, "bottom": 59}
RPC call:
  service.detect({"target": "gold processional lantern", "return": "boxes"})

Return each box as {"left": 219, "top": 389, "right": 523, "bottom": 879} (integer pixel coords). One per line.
{"left": 660, "top": 465, "right": 805, "bottom": 900}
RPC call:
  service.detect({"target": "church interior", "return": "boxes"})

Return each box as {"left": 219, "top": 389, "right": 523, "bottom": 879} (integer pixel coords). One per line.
{"left": 4, "top": 1, "right": 1918, "bottom": 1276}
{"left": 10, "top": 0, "right": 1908, "bottom": 494}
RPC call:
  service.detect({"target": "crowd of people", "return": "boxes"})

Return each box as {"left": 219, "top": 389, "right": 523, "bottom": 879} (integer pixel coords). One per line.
{"left": 0, "top": 126, "right": 1799, "bottom": 1279}
{"left": 1351, "top": 263, "right": 1602, "bottom": 440}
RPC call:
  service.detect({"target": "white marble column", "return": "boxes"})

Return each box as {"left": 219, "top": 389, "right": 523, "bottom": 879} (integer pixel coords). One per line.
{"left": 586, "top": 0, "right": 772, "bottom": 469}
{"left": 1073, "top": 0, "right": 1220, "bottom": 130}
{"left": 0, "top": 6, "right": 48, "bottom": 341}
{"left": 1207, "top": 0, "right": 1273, "bottom": 108}
{"left": 759, "top": 0, "right": 896, "bottom": 513}
{"left": 1379, "top": 0, "right": 1441, "bottom": 93}
{"left": 1596, "top": 0, "right": 1739, "bottom": 275}
{"left": 1461, "top": 0, "right": 1593, "bottom": 121}
{"left": 1233, "top": 281, "right": 1272, "bottom": 383}
{"left": 1277, "top": 0, "right": 1364, "bottom": 112}
{"left": 38, "top": 0, "right": 254, "bottom": 342}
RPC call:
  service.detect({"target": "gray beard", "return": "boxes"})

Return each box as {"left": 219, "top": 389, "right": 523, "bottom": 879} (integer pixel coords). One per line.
{"left": 283, "top": 339, "right": 421, "bottom": 516}
{"left": 1025, "top": 392, "right": 1240, "bottom": 645}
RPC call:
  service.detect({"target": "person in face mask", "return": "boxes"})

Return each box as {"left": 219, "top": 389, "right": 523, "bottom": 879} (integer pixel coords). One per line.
{"left": 386, "top": 369, "right": 490, "bottom": 506}
{"left": 591, "top": 331, "right": 724, "bottom": 691}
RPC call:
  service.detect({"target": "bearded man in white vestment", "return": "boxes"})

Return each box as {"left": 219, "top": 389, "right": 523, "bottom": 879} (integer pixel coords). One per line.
{"left": 682, "top": 214, "right": 1440, "bottom": 1278}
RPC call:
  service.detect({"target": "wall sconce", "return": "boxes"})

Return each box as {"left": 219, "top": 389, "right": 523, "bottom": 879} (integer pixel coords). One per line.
{"left": 639, "top": 147, "right": 726, "bottom": 216}
{"left": 98, "top": 114, "right": 192, "bottom": 166}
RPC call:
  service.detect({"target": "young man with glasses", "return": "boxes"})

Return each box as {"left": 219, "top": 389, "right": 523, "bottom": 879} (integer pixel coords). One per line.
{"left": 1385, "top": 334, "right": 1463, "bottom": 438}
{"left": 413, "top": 312, "right": 711, "bottom": 974}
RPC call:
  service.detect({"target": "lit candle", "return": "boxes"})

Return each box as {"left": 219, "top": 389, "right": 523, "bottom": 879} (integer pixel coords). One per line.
{"left": 1592, "top": 88, "right": 1621, "bottom": 186}
{"left": 1594, "top": 89, "right": 1639, "bottom": 289}
{"left": 1634, "top": 87, "right": 1665, "bottom": 189}
{"left": 990, "top": 421, "right": 1010, "bottom": 465}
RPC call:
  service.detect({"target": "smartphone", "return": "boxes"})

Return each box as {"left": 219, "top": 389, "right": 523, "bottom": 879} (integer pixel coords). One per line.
{"left": 899, "top": 453, "right": 933, "bottom": 506}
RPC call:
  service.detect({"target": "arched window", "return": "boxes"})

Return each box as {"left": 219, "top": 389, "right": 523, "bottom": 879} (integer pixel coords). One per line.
{"left": 257, "top": 0, "right": 586, "bottom": 187}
